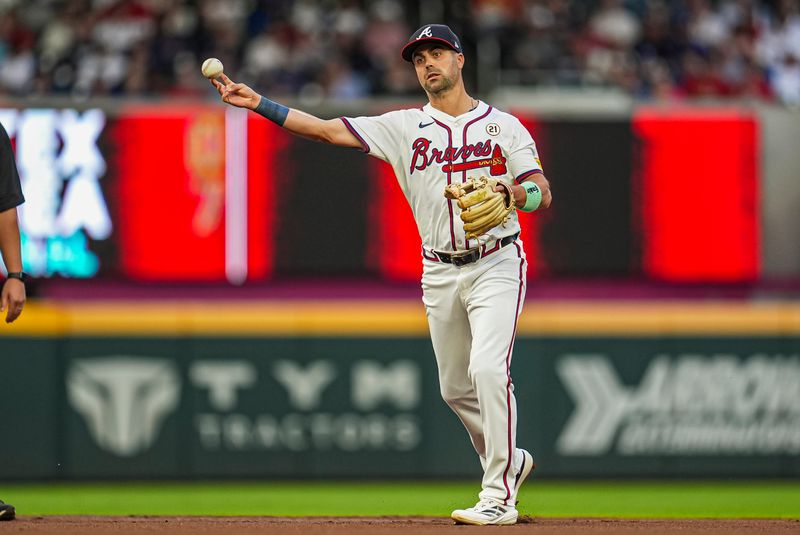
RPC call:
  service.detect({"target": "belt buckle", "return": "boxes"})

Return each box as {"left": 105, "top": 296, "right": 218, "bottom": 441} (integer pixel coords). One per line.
{"left": 450, "top": 249, "right": 480, "bottom": 267}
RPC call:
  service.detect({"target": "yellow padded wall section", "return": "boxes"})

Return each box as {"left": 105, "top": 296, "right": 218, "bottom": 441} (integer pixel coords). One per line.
{"left": 3, "top": 300, "right": 800, "bottom": 337}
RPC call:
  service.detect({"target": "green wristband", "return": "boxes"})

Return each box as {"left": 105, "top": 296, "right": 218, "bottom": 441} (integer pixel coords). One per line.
{"left": 521, "top": 181, "right": 542, "bottom": 212}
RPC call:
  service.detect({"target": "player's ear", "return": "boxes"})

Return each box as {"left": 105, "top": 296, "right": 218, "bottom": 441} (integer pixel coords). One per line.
{"left": 456, "top": 52, "right": 465, "bottom": 69}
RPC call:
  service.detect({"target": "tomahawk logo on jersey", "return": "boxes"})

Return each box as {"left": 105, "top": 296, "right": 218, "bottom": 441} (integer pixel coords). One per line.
{"left": 341, "top": 101, "right": 543, "bottom": 252}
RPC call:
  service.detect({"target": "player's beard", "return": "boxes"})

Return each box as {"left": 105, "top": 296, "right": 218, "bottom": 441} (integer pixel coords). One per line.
{"left": 424, "top": 71, "right": 455, "bottom": 96}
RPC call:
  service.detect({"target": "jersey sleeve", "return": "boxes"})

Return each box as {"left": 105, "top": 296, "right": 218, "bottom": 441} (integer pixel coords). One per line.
{"left": 0, "top": 125, "right": 24, "bottom": 213}
{"left": 506, "top": 118, "right": 544, "bottom": 184}
{"left": 340, "top": 110, "right": 407, "bottom": 164}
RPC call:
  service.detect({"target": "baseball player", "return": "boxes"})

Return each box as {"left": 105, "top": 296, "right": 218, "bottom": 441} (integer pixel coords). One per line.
{"left": 212, "top": 23, "right": 551, "bottom": 525}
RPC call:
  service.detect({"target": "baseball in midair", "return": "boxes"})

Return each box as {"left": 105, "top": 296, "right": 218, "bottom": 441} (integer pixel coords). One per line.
{"left": 201, "top": 57, "right": 224, "bottom": 79}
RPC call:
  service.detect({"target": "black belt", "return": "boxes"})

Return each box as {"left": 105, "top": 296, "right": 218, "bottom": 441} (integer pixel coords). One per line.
{"left": 434, "top": 234, "right": 519, "bottom": 267}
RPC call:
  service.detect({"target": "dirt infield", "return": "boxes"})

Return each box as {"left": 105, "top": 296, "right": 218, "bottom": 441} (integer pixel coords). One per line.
{"left": 5, "top": 516, "right": 798, "bottom": 534}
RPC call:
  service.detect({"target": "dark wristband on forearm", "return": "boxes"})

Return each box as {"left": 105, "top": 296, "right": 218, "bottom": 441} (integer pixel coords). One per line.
{"left": 254, "top": 95, "right": 289, "bottom": 126}
{"left": 6, "top": 271, "right": 26, "bottom": 283}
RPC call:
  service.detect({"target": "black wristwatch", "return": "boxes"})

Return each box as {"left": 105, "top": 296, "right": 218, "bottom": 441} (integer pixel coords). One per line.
{"left": 6, "top": 271, "right": 27, "bottom": 283}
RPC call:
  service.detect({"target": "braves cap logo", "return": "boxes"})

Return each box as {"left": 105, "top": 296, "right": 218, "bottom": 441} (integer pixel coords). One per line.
{"left": 417, "top": 26, "right": 433, "bottom": 39}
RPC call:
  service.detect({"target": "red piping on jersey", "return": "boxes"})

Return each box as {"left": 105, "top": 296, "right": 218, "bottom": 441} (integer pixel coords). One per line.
{"left": 480, "top": 238, "right": 501, "bottom": 257}
{"left": 461, "top": 105, "right": 493, "bottom": 249}
{"left": 501, "top": 240, "right": 525, "bottom": 505}
{"left": 339, "top": 117, "right": 370, "bottom": 153}
{"left": 515, "top": 169, "right": 543, "bottom": 184}
{"left": 421, "top": 246, "right": 440, "bottom": 262}
{"left": 432, "top": 118, "right": 457, "bottom": 251}
{"left": 462, "top": 106, "right": 493, "bottom": 167}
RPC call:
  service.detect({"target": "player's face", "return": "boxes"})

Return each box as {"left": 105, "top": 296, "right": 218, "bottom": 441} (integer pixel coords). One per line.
{"left": 412, "top": 45, "right": 463, "bottom": 95}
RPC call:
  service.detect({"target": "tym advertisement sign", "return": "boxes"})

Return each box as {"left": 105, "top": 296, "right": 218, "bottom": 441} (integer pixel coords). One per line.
{"left": 1, "top": 336, "right": 798, "bottom": 479}
{"left": 52, "top": 338, "right": 465, "bottom": 479}
{"left": 67, "top": 356, "right": 421, "bottom": 457}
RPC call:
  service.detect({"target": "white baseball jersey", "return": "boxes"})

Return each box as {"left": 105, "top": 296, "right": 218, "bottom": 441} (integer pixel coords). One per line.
{"left": 341, "top": 101, "right": 543, "bottom": 252}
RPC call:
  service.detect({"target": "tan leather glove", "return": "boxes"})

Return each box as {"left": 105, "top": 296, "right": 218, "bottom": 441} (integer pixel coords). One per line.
{"left": 444, "top": 176, "right": 515, "bottom": 240}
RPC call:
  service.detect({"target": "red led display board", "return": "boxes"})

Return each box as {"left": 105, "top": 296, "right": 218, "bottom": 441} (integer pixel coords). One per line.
{"left": 114, "top": 106, "right": 285, "bottom": 282}
{"left": 633, "top": 109, "right": 759, "bottom": 282}
{"left": 4, "top": 104, "right": 763, "bottom": 286}
{"left": 366, "top": 158, "right": 422, "bottom": 281}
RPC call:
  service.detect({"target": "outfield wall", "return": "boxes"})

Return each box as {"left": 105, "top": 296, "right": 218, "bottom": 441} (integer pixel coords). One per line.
{"left": 2, "top": 300, "right": 799, "bottom": 480}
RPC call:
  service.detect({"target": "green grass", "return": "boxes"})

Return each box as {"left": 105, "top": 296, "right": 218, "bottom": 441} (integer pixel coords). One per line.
{"left": 2, "top": 481, "right": 799, "bottom": 518}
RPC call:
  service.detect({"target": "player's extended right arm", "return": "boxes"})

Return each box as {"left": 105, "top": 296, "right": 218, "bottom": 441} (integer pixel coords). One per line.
{"left": 212, "top": 75, "right": 361, "bottom": 149}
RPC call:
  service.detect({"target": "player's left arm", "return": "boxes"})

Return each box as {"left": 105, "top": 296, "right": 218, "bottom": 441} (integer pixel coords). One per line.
{"left": 500, "top": 119, "right": 552, "bottom": 211}
{"left": 509, "top": 173, "right": 552, "bottom": 210}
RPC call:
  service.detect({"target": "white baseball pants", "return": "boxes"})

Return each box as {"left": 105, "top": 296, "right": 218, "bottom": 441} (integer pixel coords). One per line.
{"left": 421, "top": 240, "right": 527, "bottom": 505}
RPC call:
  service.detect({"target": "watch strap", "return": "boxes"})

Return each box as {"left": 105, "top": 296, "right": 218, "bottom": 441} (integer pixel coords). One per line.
{"left": 6, "top": 272, "right": 27, "bottom": 282}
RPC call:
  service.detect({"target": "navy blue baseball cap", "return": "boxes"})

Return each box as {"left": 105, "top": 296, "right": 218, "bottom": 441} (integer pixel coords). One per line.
{"left": 401, "top": 24, "right": 462, "bottom": 62}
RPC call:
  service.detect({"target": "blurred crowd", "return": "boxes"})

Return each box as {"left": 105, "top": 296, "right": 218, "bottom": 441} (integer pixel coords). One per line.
{"left": 0, "top": 0, "right": 799, "bottom": 104}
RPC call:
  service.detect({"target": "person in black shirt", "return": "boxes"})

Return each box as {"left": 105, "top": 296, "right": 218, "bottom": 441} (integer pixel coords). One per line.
{"left": 0, "top": 122, "right": 25, "bottom": 327}
{"left": 0, "top": 122, "right": 25, "bottom": 521}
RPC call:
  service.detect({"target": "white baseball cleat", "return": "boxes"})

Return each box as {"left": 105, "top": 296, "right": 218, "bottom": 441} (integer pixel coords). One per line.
{"left": 514, "top": 449, "right": 535, "bottom": 504}
{"left": 451, "top": 498, "right": 519, "bottom": 525}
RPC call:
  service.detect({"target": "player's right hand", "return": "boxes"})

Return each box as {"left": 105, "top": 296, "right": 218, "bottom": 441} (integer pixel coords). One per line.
{"left": 1, "top": 278, "right": 25, "bottom": 323}
{"left": 212, "top": 74, "right": 261, "bottom": 111}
